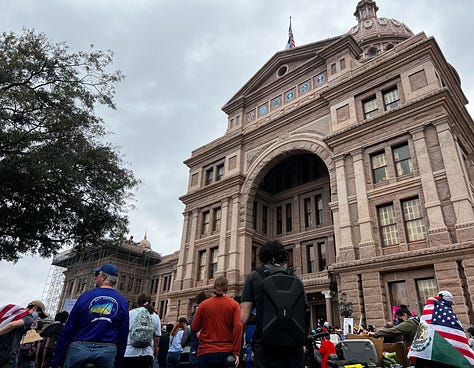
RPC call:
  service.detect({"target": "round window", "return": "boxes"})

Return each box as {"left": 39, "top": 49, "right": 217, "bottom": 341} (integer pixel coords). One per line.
{"left": 277, "top": 65, "right": 288, "bottom": 77}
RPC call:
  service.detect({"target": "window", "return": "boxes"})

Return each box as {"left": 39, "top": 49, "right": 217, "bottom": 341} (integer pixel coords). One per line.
{"left": 262, "top": 205, "right": 268, "bottom": 234}
{"left": 363, "top": 96, "right": 379, "bottom": 118}
{"left": 340, "top": 58, "right": 346, "bottom": 70}
{"left": 389, "top": 281, "right": 408, "bottom": 307}
{"left": 216, "top": 164, "right": 224, "bottom": 181}
{"left": 287, "top": 247, "right": 294, "bottom": 268}
{"left": 383, "top": 87, "right": 400, "bottom": 110}
{"left": 315, "top": 194, "right": 323, "bottom": 225}
{"left": 204, "top": 161, "right": 225, "bottom": 185}
{"left": 378, "top": 203, "right": 399, "bottom": 245}
{"left": 135, "top": 278, "right": 142, "bottom": 294}
{"left": 402, "top": 198, "right": 426, "bottom": 241}
{"left": 127, "top": 277, "right": 134, "bottom": 292}
{"left": 159, "top": 300, "right": 168, "bottom": 320}
{"left": 212, "top": 208, "right": 221, "bottom": 232}
{"left": 205, "top": 168, "right": 214, "bottom": 185}
{"left": 276, "top": 206, "right": 283, "bottom": 235}
{"left": 198, "top": 250, "right": 207, "bottom": 281}
{"left": 210, "top": 247, "right": 218, "bottom": 278}
{"left": 162, "top": 275, "right": 171, "bottom": 292}
{"left": 307, "top": 244, "right": 315, "bottom": 273}
{"left": 252, "top": 246, "right": 258, "bottom": 271}
{"left": 285, "top": 203, "right": 292, "bottom": 232}
{"left": 331, "top": 63, "right": 337, "bottom": 74}
{"left": 393, "top": 144, "right": 412, "bottom": 176}
{"left": 416, "top": 278, "right": 437, "bottom": 307}
{"left": 202, "top": 211, "right": 210, "bottom": 234}
{"left": 317, "top": 242, "right": 326, "bottom": 271}
{"left": 371, "top": 152, "right": 387, "bottom": 183}
{"left": 304, "top": 197, "right": 313, "bottom": 228}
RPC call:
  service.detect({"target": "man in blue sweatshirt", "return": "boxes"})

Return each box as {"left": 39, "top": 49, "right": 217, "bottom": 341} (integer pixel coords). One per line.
{"left": 51, "top": 263, "right": 129, "bottom": 368}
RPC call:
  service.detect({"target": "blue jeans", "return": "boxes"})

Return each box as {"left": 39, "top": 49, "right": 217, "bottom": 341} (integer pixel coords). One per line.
{"left": 167, "top": 351, "right": 182, "bottom": 368}
{"left": 64, "top": 341, "right": 117, "bottom": 368}
{"left": 198, "top": 352, "right": 233, "bottom": 368}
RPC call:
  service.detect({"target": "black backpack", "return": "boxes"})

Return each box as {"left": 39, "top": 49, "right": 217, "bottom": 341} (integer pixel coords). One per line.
{"left": 256, "top": 264, "right": 308, "bottom": 347}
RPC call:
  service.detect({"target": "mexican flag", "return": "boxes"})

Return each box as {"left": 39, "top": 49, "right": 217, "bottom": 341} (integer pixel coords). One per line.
{"left": 409, "top": 321, "right": 472, "bottom": 367}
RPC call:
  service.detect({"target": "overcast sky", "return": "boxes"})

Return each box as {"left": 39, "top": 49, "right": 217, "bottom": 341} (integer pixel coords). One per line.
{"left": 1, "top": 0, "right": 473, "bottom": 311}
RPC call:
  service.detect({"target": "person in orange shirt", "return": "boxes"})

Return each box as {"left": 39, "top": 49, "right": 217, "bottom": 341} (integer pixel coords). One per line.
{"left": 191, "top": 276, "right": 242, "bottom": 368}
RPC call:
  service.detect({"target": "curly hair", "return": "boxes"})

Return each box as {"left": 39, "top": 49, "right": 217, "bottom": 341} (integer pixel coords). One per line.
{"left": 258, "top": 240, "right": 288, "bottom": 265}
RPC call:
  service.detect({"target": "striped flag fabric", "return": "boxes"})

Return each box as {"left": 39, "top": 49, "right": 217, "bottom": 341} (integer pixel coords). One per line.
{"left": 285, "top": 17, "right": 295, "bottom": 49}
{"left": 0, "top": 304, "right": 30, "bottom": 328}
{"left": 408, "top": 296, "right": 474, "bottom": 367}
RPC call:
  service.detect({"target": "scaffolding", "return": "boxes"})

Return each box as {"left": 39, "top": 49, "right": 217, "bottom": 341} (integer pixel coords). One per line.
{"left": 41, "top": 239, "right": 162, "bottom": 314}
{"left": 41, "top": 263, "right": 66, "bottom": 316}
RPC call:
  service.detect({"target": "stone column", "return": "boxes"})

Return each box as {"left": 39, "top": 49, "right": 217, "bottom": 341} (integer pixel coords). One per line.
{"left": 352, "top": 149, "right": 376, "bottom": 257}
{"left": 181, "top": 210, "right": 198, "bottom": 289}
{"left": 217, "top": 197, "right": 230, "bottom": 273}
{"left": 175, "top": 211, "right": 191, "bottom": 283}
{"left": 411, "top": 127, "right": 450, "bottom": 246}
{"left": 226, "top": 195, "right": 241, "bottom": 282}
{"left": 334, "top": 155, "right": 355, "bottom": 261}
{"left": 436, "top": 122, "right": 474, "bottom": 241}
{"left": 322, "top": 290, "right": 334, "bottom": 326}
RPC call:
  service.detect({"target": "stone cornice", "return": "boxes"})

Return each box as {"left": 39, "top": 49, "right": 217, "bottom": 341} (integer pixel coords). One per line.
{"left": 179, "top": 174, "right": 245, "bottom": 206}
{"left": 329, "top": 241, "right": 474, "bottom": 273}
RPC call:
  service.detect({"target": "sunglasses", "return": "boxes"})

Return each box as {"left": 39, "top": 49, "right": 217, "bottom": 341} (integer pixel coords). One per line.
{"left": 95, "top": 271, "right": 101, "bottom": 277}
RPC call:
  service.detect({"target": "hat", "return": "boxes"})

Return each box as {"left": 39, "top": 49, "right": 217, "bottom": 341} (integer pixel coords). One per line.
{"left": 178, "top": 317, "right": 188, "bottom": 323}
{"left": 93, "top": 263, "right": 119, "bottom": 277}
{"left": 438, "top": 290, "right": 455, "bottom": 304}
{"left": 28, "top": 300, "right": 48, "bottom": 319}
{"left": 20, "top": 329, "right": 43, "bottom": 344}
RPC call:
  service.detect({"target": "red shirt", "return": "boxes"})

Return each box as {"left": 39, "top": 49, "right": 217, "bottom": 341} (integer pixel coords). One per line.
{"left": 319, "top": 339, "right": 336, "bottom": 368}
{"left": 191, "top": 295, "right": 243, "bottom": 356}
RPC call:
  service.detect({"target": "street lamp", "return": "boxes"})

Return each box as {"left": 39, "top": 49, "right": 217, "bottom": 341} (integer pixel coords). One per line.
{"left": 339, "top": 292, "right": 353, "bottom": 318}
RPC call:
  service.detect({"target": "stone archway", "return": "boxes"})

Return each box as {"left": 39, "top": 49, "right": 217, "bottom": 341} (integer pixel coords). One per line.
{"left": 239, "top": 134, "right": 335, "bottom": 226}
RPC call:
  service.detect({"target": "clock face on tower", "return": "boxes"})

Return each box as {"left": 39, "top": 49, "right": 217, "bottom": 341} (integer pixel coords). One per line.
{"left": 286, "top": 91, "right": 295, "bottom": 101}
{"left": 259, "top": 104, "right": 268, "bottom": 115}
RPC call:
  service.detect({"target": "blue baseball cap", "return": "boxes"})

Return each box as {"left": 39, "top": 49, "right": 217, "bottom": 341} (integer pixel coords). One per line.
{"left": 93, "top": 263, "right": 119, "bottom": 277}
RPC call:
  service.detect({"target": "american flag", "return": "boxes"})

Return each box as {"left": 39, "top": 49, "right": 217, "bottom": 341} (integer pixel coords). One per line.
{"left": 286, "top": 17, "right": 295, "bottom": 50}
{"left": 0, "top": 304, "right": 30, "bottom": 328}
{"left": 421, "top": 297, "right": 474, "bottom": 365}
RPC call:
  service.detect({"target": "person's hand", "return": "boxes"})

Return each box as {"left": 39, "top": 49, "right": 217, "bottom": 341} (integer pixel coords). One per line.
{"left": 234, "top": 354, "right": 240, "bottom": 367}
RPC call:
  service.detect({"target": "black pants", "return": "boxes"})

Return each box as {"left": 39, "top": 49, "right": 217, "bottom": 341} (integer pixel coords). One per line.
{"left": 123, "top": 355, "right": 154, "bottom": 368}
{"left": 254, "top": 347, "right": 304, "bottom": 368}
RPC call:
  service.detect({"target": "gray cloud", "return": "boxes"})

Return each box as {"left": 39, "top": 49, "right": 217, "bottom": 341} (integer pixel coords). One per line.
{"left": 1, "top": 0, "right": 473, "bottom": 308}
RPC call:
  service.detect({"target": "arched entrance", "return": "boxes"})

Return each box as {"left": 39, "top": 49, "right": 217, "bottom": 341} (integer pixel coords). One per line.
{"left": 239, "top": 137, "right": 339, "bottom": 327}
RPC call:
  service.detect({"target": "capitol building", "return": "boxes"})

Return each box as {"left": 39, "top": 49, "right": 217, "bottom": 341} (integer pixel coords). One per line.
{"left": 49, "top": 0, "right": 474, "bottom": 329}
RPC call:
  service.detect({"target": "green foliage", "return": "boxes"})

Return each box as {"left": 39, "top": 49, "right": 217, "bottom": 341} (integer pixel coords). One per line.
{"left": 0, "top": 29, "right": 139, "bottom": 261}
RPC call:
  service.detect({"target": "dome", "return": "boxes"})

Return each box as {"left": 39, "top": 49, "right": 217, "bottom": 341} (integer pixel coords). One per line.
{"left": 348, "top": 0, "right": 414, "bottom": 59}
{"left": 137, "top": 231, "right": 151, "bottom": 249}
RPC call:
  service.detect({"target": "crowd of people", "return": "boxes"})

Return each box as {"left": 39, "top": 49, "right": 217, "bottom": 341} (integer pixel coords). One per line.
{"left": 1, "top": 242, "right": 474, "bottom": 368}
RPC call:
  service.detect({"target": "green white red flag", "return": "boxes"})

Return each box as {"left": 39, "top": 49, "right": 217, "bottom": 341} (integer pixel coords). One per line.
{"left": 408, "top": 297, "right": 474, "bottom": 367}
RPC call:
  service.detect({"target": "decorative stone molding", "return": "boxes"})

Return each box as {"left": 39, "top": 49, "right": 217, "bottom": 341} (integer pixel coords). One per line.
{"left": 239, "top": 136, "right": 335, "bottom": 225}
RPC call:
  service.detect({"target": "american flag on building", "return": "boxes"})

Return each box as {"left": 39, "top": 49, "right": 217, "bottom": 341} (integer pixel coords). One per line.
{"left": 286, "top": 17, "right": 295, "bottom": 49}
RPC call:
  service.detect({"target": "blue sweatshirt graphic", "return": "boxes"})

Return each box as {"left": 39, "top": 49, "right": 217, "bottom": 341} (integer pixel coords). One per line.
{"left": 51, "top": 287, "right": 129, "bottom": 368}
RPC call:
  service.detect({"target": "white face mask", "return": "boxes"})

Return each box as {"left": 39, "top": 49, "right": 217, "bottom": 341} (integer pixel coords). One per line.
{"left": 32, "top": 311, "right": 39, "bottom": 320}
